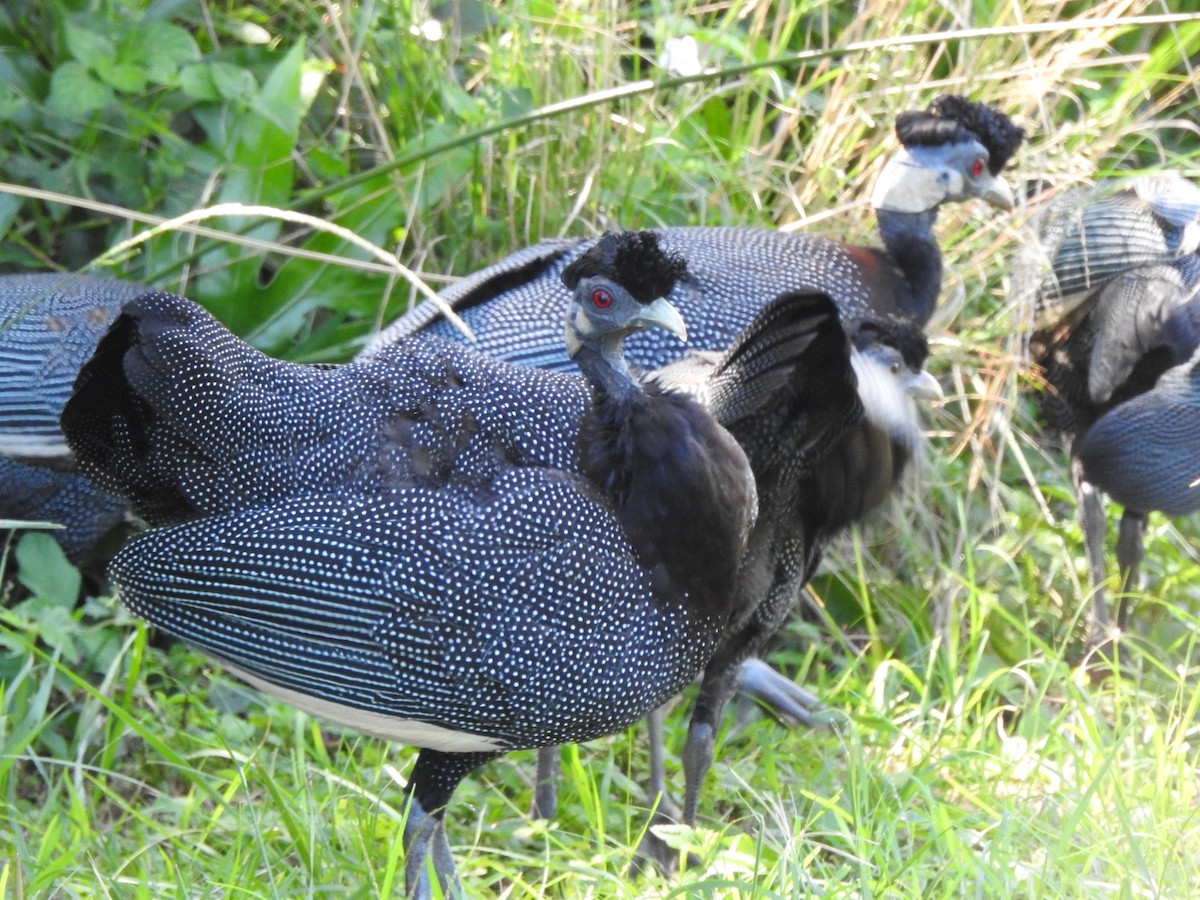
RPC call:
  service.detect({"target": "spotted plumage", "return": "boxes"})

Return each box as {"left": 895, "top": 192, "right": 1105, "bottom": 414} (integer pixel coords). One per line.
{"left": 61, "top": 230, "right": 763, "bottom": 897}
{"left": 362, "top": 96, "right": 1010, "bottom": 839}
{"left": 1021, "top": 173, "right": 1200, "bottom": 637}
{"left": 0, "top": 273, "right": 144, "bottom": 564}
{"left": 1078, "top": 345, "right": 1200, "bottom": 519}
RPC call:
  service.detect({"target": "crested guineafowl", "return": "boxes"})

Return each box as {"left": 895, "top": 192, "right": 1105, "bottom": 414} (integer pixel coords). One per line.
{"left": 61, "top": 231, "right": 862, "bottom": 897}
{"left": 359, "top": 94, "right": 1023, "bottom": 834}
{"left": 0, "top": 273, "right": 145, "bottom": 566}
{"left": 1023, "top": 172, "right": 1200, "bottom": 643}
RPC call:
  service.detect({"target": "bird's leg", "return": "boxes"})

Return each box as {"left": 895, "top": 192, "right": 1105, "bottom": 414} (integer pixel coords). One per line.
{"left": 403, "top": 749, "right": 498, "bottom": 900}
{"left": 645, "top": 704, "right": 682, "bottom": 821}
{"left": 1074, "top": 460, "right": 1113, "bottom": 645}
{"left": 530, "top": 745, "right": 559, "bottom": 820}
{"left": 632, "top": 704, "right": 686, "bottom": 876}
{"left": 736, "top": 657, "right": 823, "bottom": 728}
{"left": 682, "top": 665, "right": 740, "bottom": 826}
{"left": 1115, "top": 510, "right": 1147, "bottom": 631}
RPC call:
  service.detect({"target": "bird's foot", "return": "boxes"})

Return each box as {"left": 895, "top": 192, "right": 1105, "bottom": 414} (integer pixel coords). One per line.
{"left": 630, "top": 801, "right": 701, "bottom": 877}
{"left": 736, "top": 657, "right": 826, "bottom": 728}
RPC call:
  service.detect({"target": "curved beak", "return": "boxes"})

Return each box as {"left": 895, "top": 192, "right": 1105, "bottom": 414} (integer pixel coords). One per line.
{"left": 978, "top": 172, "right": 1016, "bottom": 211}
{"left": 634, "top": 297, "right": 688, "bottom": 343}
{"left": 906, "top": 369, "right": 944, "bottom": 402}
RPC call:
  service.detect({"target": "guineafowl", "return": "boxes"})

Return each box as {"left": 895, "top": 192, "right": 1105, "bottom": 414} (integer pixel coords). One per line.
{"left": 1024, "top": 172, "right": 1200, "bottom": 641}
{"left": 1077, "top": 341, "right": 1200, "bottom": 519}
{"left": 0, "top": 273, "right": 144, "bottom": 566}
{"left": 61, "top": 231, "right": 861, "bottom": 896}
{"left": 361, "top": 94, "right": 1021, "bottom": 833}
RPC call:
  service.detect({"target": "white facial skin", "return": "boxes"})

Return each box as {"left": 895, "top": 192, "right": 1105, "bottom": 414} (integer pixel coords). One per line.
{"left": 851, "top": 343, "right": 942, "bottom": 448}
{"left": 871, "top": 140, "right": 1015, "bottom": 213}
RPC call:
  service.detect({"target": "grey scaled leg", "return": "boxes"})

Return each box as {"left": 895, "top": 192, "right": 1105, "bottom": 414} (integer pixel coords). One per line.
{"left": 1114, "top": 509, "right": 1147, "bottom": 630}
{"left": 1075, "top": 460, "right": 1113, "bottom": 645}
{"left": 531, "top": 745, "right": 560, "bottom": 820}
{"left": 403, "top": 749, "right": 498, "bottom": 899}
{"left": 645, "top": 704, "right": 682, "bottom": 821}
{"left": 681, "top": 662, "right": 741, "bottom": 827}
{"left": 633, "top": 704, "right": 686, "bottom": 875}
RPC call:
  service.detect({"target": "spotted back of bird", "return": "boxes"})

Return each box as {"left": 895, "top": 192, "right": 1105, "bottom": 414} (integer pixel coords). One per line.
{"left": 0, "top": 273, "right": 151, "bottom": 563}
{"left": 1020, "top": 174, "right": 1200, "bottom": 325}
{"left": 0, "top": 273, "right": 147, "bottom": 459}
{"left": 1078, "top": 345, "right": 1200, "bottom": 518}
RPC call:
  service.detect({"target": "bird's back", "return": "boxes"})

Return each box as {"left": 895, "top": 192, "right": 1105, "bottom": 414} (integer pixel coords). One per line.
{"left": 364, "top": 226, "right": 876, "bottom": 374}
{"left": 1078, "top": 347, "right": 1200, "bottom": 518}
{"left": 0, "top": 273, "right": 146, "bottom": 458}
{"left": 1026, "top": 176, "right": 1200, "bottom": 441}
{"left": 0, "top": 273, "right": 148, "bottom": 563}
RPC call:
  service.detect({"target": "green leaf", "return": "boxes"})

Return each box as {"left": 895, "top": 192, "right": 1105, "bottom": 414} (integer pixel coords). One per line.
{"left": 63, "top": 19, "right": 116, "bottom": 71}
{"left": 199, "top": 43, "right": 308, "bottom": 326}
{"left": 0, "top": 192, "right": 21, "bottom": 242}
{"left": 101, "top": 62, "right": 148, "bottom": 94}
{"left": 211, "top": 61, "right": 258, "bottom": 102}
{"left": 18, "top": 599, "right": 78, "bottom": 660}
{"left": 250, "top": 41, "right": 308, "bottom": 137}
{"left": 125, "top": 21, "right": 201, "bottom": 85}
{"left": 14, "top": 533, "right": 81, "bottom": 607}
{"left": 499, "top": 86, "right": 533, "bottom": 119}
{"left": 179, "top": 61, "right": 257, "bottom": 103}
{"left": 46, "top": 61, "right": 113, "bottom": 118}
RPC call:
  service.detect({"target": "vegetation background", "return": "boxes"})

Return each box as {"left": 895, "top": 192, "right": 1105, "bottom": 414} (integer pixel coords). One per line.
{"left": 2, "top": 0, "right": 1199, "bottom": 896}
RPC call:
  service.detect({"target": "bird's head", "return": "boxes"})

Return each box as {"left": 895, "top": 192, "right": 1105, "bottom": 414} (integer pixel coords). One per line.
{"left": 850, "top": 319, "right": 942, "bottom": 449}
{"left": 872, "top": 94, "right": 1025, "bottom": 214}
{"left": 561, "top": 230, "right": 689, "bottom": 359}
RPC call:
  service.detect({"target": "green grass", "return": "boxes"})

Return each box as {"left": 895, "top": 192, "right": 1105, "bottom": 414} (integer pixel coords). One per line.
{"left": 3, "top": 0, "right": 1200, "bottom": 896}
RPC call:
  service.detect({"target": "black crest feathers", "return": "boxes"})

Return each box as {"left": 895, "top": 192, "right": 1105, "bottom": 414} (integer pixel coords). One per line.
{"left": 561, "top": 230, "right": 688, "bottom": 304}
{"left": 895, "top": 94, "right": 1025, "bottom": 175}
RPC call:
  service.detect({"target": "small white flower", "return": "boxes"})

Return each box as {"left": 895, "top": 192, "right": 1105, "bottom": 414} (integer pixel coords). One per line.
{"left": 658, "top": 35, "right": 702, "bottom": 77}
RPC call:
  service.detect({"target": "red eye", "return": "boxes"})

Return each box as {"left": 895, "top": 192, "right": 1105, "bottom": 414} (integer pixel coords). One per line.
{"left": 591, "top": 288, "right": 614, "bottom": 309}
{"left": 971, "top": 158, "right": 986, "bottom": 178}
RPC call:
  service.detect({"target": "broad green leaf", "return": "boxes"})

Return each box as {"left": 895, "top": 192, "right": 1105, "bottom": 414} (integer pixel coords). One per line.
{"left": 125, "top": 21, "right": 201, "bottom": 84}
{"left": 46, "top": 61, "right": 113, "bottom": 118}
{"left": 181, "top": 60, "right": 258, "bottom": 103}
{"left": 101, "top": 62, "right": 147, "bottom": 94}
{"left": 63, "top": 19, "right": 115, "bottom": 71}
{"left": 14, "top": 533, "right": 80, "bottom": 608}
{"left": 200, "top": 43, "right": 308, "bottom": 331}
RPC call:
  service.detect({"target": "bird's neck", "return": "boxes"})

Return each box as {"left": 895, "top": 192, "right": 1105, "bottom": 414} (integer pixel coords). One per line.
{"left": 875, "top": 207, "right": 943, "bottom": 325}
{"left": 571, "top": 337, "right": 642, "bottom": 402}
{"left": 575, "top": 355, "right": 748, "bottom": 625}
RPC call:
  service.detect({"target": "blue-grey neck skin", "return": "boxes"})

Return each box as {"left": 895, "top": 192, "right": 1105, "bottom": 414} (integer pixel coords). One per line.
{"left": 570, "top": 331, "right": 641, "bottom": 401}
{"left": 874, "top": 207, "right": 943, "bottom": 325}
